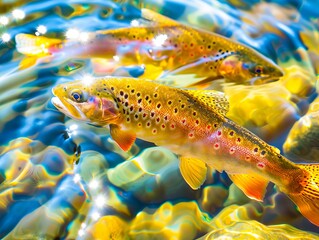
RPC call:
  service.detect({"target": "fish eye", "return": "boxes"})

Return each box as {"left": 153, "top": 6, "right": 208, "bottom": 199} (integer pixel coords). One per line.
{"left": 71, "top": 89, "right": 86, "bottom": 102}
{"left": 255, "top": 65, "right": 263, "bottom": 75}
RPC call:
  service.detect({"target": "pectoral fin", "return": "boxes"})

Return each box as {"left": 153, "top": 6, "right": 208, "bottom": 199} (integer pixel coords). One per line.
{"left": 179, "top": 157, "right": 207, "bottom": 190}
{"left": 228, "top": 173, "right": 269, "bottom": 201}
{"left": 109, "top": 124, "right": 136, "bottom": 152}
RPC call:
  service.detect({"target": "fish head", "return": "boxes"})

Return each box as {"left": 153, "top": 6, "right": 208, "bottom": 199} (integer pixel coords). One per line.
{"left": 51, "top": 80, "right": 120, "bottom": 126}
{"left": 219, "top": 53, "right": 284, "bottom": 84}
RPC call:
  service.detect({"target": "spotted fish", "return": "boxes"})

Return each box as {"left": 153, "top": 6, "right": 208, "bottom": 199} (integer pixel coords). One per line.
{"left": 16, "top": 9, "right": 283, "bottom": 85}
{"left": 52, "top": 77, "right": 319, "bottom": 226}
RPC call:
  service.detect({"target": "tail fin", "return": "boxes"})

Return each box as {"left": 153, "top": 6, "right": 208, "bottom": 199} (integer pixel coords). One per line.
{"left": 15, "top": 34, "right": 62, "bottom": 69}
{"left": 288, "top": 164, "right": 319, "bottom": 226}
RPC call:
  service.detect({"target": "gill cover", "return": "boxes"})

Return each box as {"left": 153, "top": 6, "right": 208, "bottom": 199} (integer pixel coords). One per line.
{"left": 52, "top": 83, "right": 120, "bottom": 126}
{"left": 219, "top": 54, "right": 283, "bottom": 84}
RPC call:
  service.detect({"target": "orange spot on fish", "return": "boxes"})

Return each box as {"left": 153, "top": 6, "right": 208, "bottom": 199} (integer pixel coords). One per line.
{"left": 257, "top": 162, "right": 265, "bottom": 169}
{"left": 229, "top": 147, "right": 235, "bottom": 154}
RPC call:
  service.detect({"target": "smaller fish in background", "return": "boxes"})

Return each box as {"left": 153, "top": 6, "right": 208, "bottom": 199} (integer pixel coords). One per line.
{"left": 52, "top": 77, "right": 319, "bottom": 227}
{"left": 15, "top": 9, "right": 283, "bottom": 86}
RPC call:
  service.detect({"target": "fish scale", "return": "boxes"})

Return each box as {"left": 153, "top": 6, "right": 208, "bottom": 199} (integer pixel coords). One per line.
{"left": 52, "top": 77, "right": 319, "bottom": 227}
{"left": 109, "top": 79, "right": 213, "bottom": 141}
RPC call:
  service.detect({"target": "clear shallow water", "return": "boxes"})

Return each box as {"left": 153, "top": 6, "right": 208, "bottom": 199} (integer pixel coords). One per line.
{"left": 1, "top": 0, "right": 319, "bottom": 239}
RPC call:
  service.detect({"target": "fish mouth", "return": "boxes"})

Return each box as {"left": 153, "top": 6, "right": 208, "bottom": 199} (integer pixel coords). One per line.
{"left": 51, "top": 96, "right": 87, "bottom": 121}
{"left": 250, "top": 74, "right": 281, "bottom": 85}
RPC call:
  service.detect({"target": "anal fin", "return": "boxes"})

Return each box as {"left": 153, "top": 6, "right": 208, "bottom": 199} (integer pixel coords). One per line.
{"left": 179, "top": 157, "right": 207, "bottom": 190}
{"left": 228, "top": 173, "right": 269, "bottom": 201}
{"left": 110, "top": 124, "right": 136, "bottom": 152}
{"left": 19, "top": 56, "right": 38, "bottom": 70}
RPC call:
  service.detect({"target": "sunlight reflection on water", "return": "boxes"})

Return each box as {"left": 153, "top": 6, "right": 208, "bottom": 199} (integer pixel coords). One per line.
{"left": 1, "top": 0, "right": 319, "bottom": 239}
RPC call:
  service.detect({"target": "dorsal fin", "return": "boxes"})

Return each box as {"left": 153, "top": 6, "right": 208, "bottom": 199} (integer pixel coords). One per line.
{"left": 182, "top": 89, "right": 229, "bottom": 116}
{"left": 141, "top": 8, "right": 180, "bottom": 26}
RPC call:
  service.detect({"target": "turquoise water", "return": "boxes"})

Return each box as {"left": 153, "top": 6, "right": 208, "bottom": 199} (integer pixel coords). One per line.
{"left": 1, "top": 0, "right": 319, "bottom": 239}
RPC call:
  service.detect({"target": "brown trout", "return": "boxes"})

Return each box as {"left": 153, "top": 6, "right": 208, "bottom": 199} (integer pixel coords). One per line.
{"left": 16, "top": 9, "right": 283, "bottom": 85}
{"left": 52, "top": 77, "right": 319, "bottom": 226}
